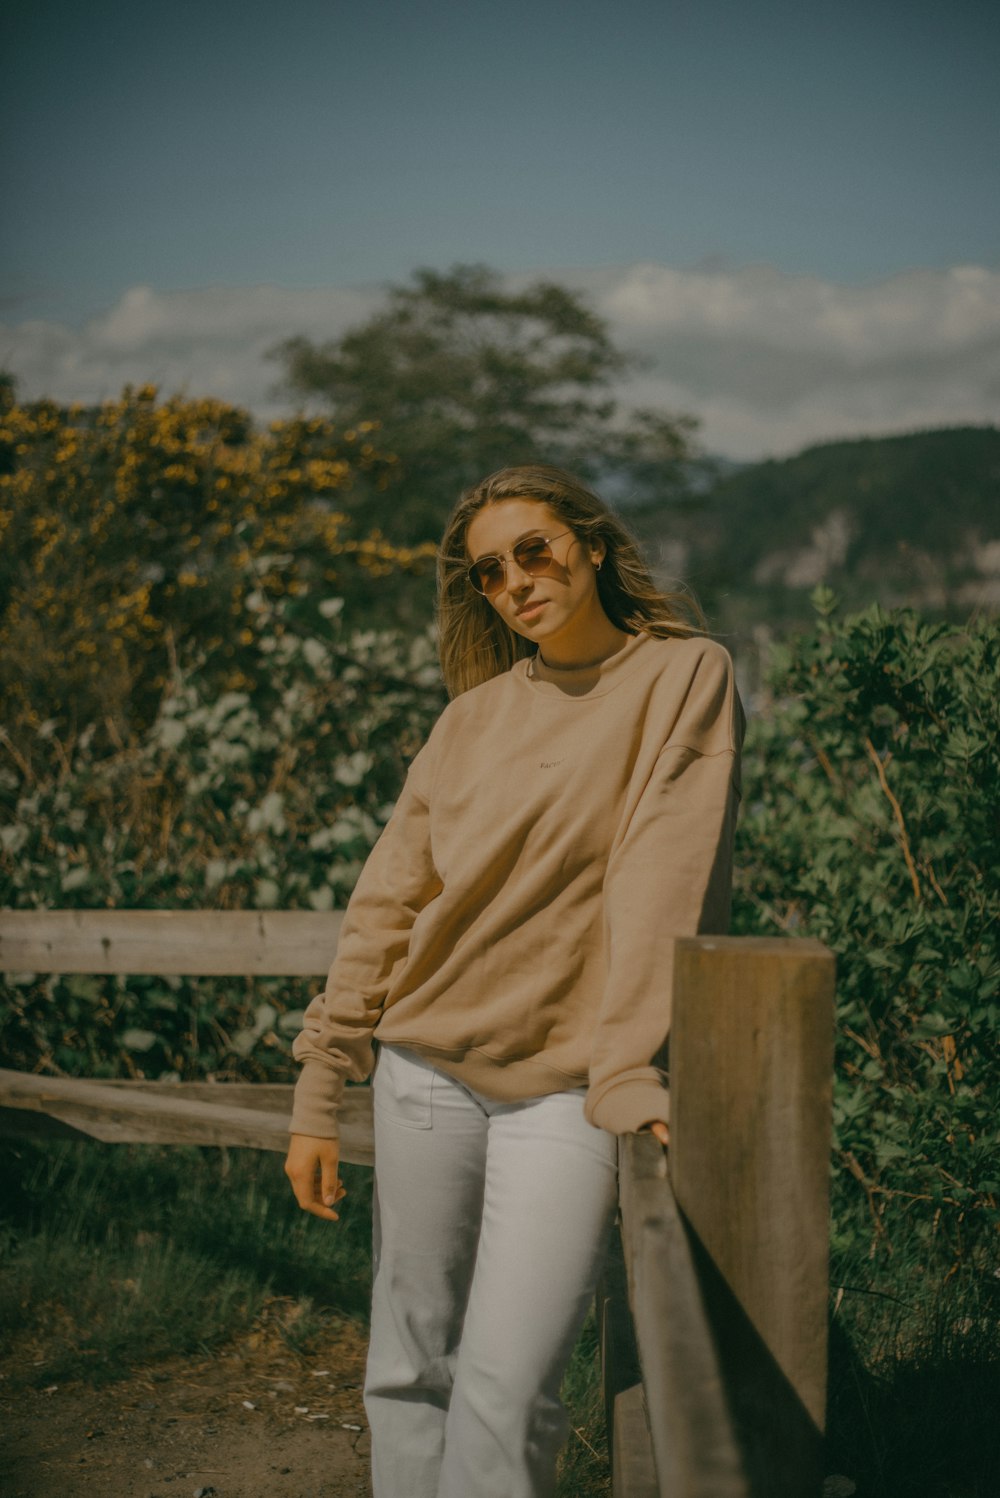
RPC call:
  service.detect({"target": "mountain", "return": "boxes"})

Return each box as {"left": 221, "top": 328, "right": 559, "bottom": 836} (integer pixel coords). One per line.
{"left": 634, "top": 426, "right": 1000, "bottom": 639}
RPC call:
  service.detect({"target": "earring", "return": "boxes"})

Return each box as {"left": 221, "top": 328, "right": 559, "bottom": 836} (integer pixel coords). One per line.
{"left": 595, "top": 558, "right": 603, "bottom": 571}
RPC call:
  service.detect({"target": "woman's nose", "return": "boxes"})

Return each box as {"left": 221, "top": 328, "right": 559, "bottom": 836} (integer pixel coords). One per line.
{"left": 505, "top": 558, "right": 533, "bottom": 591}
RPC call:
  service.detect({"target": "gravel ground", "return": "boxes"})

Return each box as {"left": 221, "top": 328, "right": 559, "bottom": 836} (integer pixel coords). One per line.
{"left": 1, "top": 1316, "right": 373, "bottom": 1498}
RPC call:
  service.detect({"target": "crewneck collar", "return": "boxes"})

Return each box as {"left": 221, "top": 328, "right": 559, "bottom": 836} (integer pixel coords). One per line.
{"left": 517, "top": 630, "right": 652, "bottom": 699}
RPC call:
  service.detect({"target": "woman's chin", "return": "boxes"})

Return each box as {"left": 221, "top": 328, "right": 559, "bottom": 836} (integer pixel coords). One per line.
{"left": 509, "top": 610, "right": 552, "bottom": 641}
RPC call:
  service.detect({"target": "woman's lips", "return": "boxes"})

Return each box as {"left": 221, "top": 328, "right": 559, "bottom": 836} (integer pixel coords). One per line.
{"left": 516, "top": 600, "right": 546, "bottom": 619}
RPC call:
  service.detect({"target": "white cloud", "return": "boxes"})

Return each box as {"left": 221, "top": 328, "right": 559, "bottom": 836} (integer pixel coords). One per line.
{"left": 2, "top": 264, "right": 998, "bottom": 460}
{"left": 0, "top": 282, "right": 382, "bottom": 417}
{"left": 561, "top": 261, "right": 1000, "bottom": 457}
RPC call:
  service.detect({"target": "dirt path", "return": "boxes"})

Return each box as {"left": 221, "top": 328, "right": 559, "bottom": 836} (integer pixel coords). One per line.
{"left": 1, "top": 1315, "right": 373, "bottom": 1498}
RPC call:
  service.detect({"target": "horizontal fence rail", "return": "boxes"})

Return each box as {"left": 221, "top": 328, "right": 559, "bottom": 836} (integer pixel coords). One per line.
{"left": 0, "top": 1069, "right": 374, "bottom": 1166}
{"left": 0, "top": 908, "right": 344, "bottom": 976}
{"left": 0, "top": 911, "right": 834, "bottom": 1497}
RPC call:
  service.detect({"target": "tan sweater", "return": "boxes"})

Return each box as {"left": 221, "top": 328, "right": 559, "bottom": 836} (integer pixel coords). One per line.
{"left": 290, "top": 630, "right": 744, "bottom": 1138}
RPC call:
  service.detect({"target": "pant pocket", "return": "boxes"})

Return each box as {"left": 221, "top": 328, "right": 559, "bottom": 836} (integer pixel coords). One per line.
{"left": 373, "top": 1043, "right": 435, "bottom": 1129}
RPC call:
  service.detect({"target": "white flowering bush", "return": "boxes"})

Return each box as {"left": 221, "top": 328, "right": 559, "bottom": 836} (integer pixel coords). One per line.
{"left": 0, "top": 599, "right": 445, "bottom": 1080}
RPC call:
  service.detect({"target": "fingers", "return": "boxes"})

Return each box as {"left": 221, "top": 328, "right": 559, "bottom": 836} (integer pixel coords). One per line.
{"left": 321, "top": 1157, "right": 347, "bottom": 1210}
{"left": 285, "top": 1136, "right": 345, "bottom": 1222}
{"left": 648, "top": 1120, "right": 670, "bottom": 1149}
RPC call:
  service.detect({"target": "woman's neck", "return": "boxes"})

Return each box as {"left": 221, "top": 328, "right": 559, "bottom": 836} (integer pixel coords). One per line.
{"left": 537, "top": 617, "right": 631, "bottom": 670}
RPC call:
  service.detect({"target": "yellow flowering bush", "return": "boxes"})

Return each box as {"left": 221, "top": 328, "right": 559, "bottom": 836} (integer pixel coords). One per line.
{"left": 0, "top": 382, "right": 433, "bottom": 749}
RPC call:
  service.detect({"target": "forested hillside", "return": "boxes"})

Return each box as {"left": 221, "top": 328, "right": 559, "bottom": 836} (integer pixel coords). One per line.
{"left": 635, "top": 425, "right": 1000, "bottom": 636}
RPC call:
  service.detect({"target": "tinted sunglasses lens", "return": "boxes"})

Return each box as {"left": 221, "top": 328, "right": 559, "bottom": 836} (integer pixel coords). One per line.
{"left": 513, "top": 537, "right": 554, "bottom": 573}
{"left": 469, "top": 558, "right": 505, "bottom": 594}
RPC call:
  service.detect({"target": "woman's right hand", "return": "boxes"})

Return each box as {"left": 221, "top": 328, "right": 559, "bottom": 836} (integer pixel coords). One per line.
{"left": 285, "top": 1133, "right": 346, "bottom": 1221}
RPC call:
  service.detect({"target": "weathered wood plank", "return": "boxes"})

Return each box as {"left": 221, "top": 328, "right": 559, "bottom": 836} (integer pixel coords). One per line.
{"left": 0, "top": 1069, "right": 374, "bottom": 1166}
{"left": 620, "top": 1131, "right": 748, "bottom": 1498}
{"left": 612, "top": 1383, "right": 659, "bottom": 1498}
{"left": 670, "top": 935, "right": 834, "bottom": 1436}
{"left": 597, "top": 1210, "right": 656, "bottom": 1495}
{"left": 95, "top": 1080, "right": 296, "bottom": 1112}
{"left": 0, "top": 909, "right": 343, "bottom": 976}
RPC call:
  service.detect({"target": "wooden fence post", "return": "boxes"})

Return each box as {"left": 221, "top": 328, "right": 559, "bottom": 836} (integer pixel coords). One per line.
{"left": 669, "top": 935, "right": 835, "bottom": 1495}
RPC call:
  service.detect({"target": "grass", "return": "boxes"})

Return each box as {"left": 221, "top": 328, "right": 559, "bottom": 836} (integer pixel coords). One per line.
{"left": 3, "top": 1140, "right": 997, "bottom": 1498}
{"left": 827, "top": 1325, "right": 1000, "bottom": 1498}
{"left": 0, "top": 1222, "right": 268, "bottom": 1384}
{"left": 557, "top": 1312, "right": 611, "bottom": 1497}
{"left": 0, "top": 1137, "right": 373, "bottom": 1386}
{"left": 822, "top": 1206, "right": 1000, "bottom": 1498}
{"left": 0, "top": 1138, "right": 611, "bottom": 1495}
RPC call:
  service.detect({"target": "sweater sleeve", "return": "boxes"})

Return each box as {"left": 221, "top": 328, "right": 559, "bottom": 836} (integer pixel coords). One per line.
{"left": 585, "top": 646, "right": 744, "bottom": 1135}
{"left": 289, "top": 742, "right": 442, "bottom": 1138}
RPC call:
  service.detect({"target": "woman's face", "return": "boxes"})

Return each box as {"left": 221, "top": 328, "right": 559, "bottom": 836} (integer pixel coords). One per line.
{"left": 465, "top": 498, "right": 607, "bottom": 653}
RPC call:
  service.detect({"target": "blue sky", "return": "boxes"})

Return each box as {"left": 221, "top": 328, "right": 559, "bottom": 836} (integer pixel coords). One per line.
{"left": 2, "top": 0, "right": 998, "bottom": 457}
{"left": 4, "top": 0, "right": 998, "bottom": 317}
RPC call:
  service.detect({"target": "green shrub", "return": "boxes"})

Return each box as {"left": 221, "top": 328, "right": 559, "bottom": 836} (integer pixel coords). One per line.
{"left": 734, "top": 592, "right": 999, "bottom": 1268}
{"left": 0, "top": 601, "right": 444, "bottom": 1080}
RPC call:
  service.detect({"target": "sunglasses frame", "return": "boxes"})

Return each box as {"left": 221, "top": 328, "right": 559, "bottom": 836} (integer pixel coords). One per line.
{"left": 466, "top": 529, "right": 575, "bottom": 597}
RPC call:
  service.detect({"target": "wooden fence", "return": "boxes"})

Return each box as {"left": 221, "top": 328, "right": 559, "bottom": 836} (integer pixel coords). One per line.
{"left": 0, "top": 910, "right": 834, "bottom": 1497}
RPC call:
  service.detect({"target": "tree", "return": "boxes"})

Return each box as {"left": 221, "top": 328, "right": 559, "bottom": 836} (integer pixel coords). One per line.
{"left": 271, "top": 264, "right": 701, "bottom": 541}
{"left": 0, "top": 385, "right": 433, "bottom": 750}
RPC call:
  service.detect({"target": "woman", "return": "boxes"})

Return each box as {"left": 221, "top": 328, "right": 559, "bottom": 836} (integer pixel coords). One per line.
{"left": 285, "top": 464, "right": 744, "bottom": 1498}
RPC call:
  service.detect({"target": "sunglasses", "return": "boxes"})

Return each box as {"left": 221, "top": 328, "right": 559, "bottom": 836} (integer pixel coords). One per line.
{"left": 466, "top": 530, "right": 574, "bottom": 597}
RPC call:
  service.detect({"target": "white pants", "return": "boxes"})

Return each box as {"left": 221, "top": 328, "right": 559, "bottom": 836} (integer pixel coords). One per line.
{"left": 365, "top": 1044, "right": 619, "bottom": 1498}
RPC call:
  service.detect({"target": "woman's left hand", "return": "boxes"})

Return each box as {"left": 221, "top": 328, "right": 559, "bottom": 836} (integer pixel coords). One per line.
{"left": 648, "top": 1120, "right": 669, "bottom": 1149}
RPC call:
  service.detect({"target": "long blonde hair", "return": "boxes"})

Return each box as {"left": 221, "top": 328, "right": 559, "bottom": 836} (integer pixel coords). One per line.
{"left": 437, "top": 464, "right": 705, "bottom": 697}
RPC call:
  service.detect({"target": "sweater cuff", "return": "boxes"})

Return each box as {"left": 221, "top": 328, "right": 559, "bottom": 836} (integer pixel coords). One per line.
{"left": 288, "top": 1060, "right": 344, "bottom": 1139}
{"left": 585, "top": 1068, "right": 670, "bottom": 1136}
